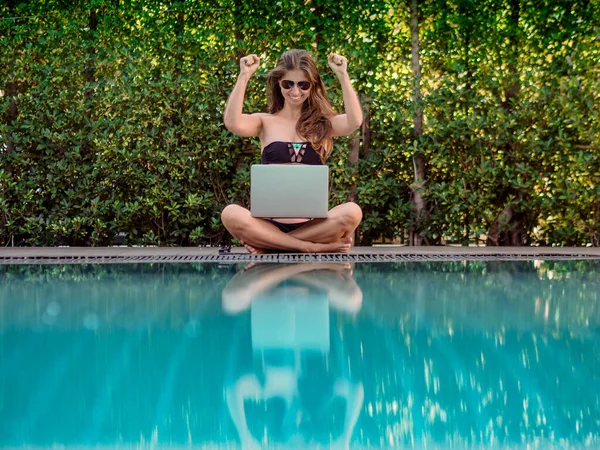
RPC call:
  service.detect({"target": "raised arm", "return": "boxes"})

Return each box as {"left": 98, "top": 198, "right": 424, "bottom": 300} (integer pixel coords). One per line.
{"left": 327, "top": 53, "right": 363, "bottom": 137}
{"left": 223, "top": 54, "right": 264, "bottom": 137}
{"left": 225, "top": 374, "right": 263, "bottom": 450}
{"left": 331, "top": 379, "right": 365, "bottom": 449}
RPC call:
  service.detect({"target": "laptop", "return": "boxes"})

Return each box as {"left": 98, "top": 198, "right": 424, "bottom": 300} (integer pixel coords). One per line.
{"left": 250, "top": 164, "right": 329, "bottom": 218}
{"left": 251, "top": 290, "right": 330, "bottom": 352}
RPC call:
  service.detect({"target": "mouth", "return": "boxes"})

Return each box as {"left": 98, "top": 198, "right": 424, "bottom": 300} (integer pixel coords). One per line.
{"left": 289, "top": 94, "right": 303, "bottom": 100}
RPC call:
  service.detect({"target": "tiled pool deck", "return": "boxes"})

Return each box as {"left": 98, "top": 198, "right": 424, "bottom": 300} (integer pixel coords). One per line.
{"left": 1, "top": 246, "right": 599, "bottom": 264}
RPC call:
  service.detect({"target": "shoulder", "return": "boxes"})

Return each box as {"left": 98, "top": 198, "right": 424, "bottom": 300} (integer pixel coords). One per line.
{"left": 250, "top": 112, "right": 270, "bottom": 120}
{"left": 256, "top": 112, "right": 278, "bottom": 120}
{"left": 253, "top": 112, "right": 279, "bottom": 125}
{"left": 249, "top": 113, "right": 271, "bottom": 132}
{"left": 256, "top": 112, "right": 284, "bottom": 134}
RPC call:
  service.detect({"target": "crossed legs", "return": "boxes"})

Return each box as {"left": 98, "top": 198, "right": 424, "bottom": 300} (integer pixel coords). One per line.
{"left": 221, "top": 202, "right": 363, "bottom": 254}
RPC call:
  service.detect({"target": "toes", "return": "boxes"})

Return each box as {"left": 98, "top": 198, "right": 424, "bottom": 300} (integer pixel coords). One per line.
{"left": 243, "top": 243, "right": 257, "bottom": 254}
{"left": 240, "top": 240, "right": 256, "bottom": 253}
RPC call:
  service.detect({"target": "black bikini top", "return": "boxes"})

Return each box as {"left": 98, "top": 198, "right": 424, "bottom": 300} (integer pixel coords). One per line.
{"left": 261, "top": 141, "right": 323, "bottom": 165}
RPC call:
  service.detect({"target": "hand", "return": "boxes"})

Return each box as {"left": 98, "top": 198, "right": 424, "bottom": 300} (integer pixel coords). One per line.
{"left": 328, "top": 53, "right": 348, "bottom": 77}
{"left": 240, "top": 54, "right": 260, "bottom": 77}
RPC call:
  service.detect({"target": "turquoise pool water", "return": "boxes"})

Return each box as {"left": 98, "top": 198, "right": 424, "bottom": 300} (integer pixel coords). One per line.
{"left": 0, "top": 260, "right": 599, "bottom": 449}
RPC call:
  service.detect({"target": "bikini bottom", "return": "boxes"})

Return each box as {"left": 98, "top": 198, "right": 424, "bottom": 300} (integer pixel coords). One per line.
{"left": 266, "top": 219, "right": 311, "bottom": 234}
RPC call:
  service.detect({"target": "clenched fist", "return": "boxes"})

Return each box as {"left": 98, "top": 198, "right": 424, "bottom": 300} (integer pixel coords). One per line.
{"left": 239, "top": 54, "right": 260, "bottom": 76}
{"left": 328, "top": 53, "right": 348, "bottom": 77}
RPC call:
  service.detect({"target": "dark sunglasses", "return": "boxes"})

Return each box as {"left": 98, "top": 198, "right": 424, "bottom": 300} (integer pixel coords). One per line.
{"left": 280, "top": 79, "right": 311, "bottom": 90}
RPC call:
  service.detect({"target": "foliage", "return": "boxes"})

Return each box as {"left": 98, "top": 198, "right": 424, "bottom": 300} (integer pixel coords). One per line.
{"left": 0, "top": 0, "right": 598, "bottom": 246}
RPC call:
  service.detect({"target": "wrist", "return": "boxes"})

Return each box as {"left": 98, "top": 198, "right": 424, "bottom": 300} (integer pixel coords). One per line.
{"left": 238, "top": 72, "right": 252, "bottom": 83}
{"left": 337, "top": 72, "right": 351, "bottom": 83}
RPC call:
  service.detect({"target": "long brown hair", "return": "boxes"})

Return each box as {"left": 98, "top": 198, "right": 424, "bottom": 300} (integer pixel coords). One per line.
{"left": 266, "top": 49, "right": 336, "bottom": 161}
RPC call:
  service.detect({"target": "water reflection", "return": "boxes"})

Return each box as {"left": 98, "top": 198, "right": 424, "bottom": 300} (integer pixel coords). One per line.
{"left": 222, "top": 263, "right": 364, "bottom": 449}
{"left": 0, "top": 261, "right": 598, "bottom": 448}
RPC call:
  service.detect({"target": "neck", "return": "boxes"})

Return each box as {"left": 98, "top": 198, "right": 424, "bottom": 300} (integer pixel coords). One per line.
{"left": 280, "top": 102, "right": 304, "bottom": 120}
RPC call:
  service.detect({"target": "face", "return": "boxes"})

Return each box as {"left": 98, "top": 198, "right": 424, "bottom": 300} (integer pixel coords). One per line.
{"left": 279, "top": 69, "right": 311, "bottom": 105}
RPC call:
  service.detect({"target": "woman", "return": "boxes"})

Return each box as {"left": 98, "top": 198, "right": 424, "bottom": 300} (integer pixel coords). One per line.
{"left": 221, "top": 49, "right": 363, "bottom": 254}
{"left": 222, "top": 262, "right": 364, "bottom": 449}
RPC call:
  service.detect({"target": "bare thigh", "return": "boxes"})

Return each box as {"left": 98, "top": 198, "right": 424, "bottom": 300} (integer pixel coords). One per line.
{"left": 288, "top": 202, "right": 363, "bottom": 243}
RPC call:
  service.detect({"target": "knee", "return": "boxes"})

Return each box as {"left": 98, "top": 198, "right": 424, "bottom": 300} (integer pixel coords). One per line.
{"left": 340, "top": 202, "right": 363, "bottom": 228}
{"left": 220, "top": 204, "right": 237, "bottom": 226}
{"left": 221, "top": 204, "right": 248, "bottom": 232}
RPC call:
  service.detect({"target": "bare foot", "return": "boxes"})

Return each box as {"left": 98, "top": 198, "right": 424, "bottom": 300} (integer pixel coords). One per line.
{"left": 240, "top": 240, "right": 265, "bottom": 255}
{"left": 240, "top": 237, "right": 352, "bottom": 255}
{"left": 311, "top": 236, "right": 352, "bottom": 254}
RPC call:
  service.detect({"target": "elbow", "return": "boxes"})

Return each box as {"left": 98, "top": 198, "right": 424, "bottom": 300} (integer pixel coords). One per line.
{"left": 223, "top": 108, "right": 238, "bottom": 133}
{"left": 224, "top": 120, "right": 242, "bottom": 136}
{"left": 224, "top": 117, "right": 246, "bottom": 136}
{"left": 223, "top": 116, "right": 234, "bottom": 133}
{"left": 350, "top": 115, "right": 363, "bottom": 132}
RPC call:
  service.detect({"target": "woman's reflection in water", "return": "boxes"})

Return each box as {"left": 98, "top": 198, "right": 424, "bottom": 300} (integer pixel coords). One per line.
{"left": 222, "top": 263, "right": 364, "bottom": 450}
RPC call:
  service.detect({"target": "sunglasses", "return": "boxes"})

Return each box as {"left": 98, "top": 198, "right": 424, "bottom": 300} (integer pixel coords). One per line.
{"left": 280, "top": 79, "right": 311, "bottom": 91}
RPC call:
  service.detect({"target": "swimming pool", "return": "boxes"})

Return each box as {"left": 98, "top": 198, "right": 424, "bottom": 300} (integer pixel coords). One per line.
{"left": 0, "top": 260, "right": 598, "bottom": 449}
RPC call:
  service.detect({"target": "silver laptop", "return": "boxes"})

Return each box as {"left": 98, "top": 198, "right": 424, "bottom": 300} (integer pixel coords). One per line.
{"left": 251, "top": 165, "right": 329, "bottom": 218}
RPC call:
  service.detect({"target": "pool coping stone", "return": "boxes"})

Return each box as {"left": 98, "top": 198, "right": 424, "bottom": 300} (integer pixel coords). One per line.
{"left": 1, "top": 246, "right": 599, "bottom": 258}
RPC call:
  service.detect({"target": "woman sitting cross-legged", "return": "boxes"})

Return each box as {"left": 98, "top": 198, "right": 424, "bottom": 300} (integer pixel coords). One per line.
{"left": 221, "top": 49, "right": 363, "bottom": 254}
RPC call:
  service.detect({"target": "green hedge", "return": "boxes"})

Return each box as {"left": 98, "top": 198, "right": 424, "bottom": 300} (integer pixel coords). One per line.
{"left": 1, "top": 0, "right": 599, "bottom": 246}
